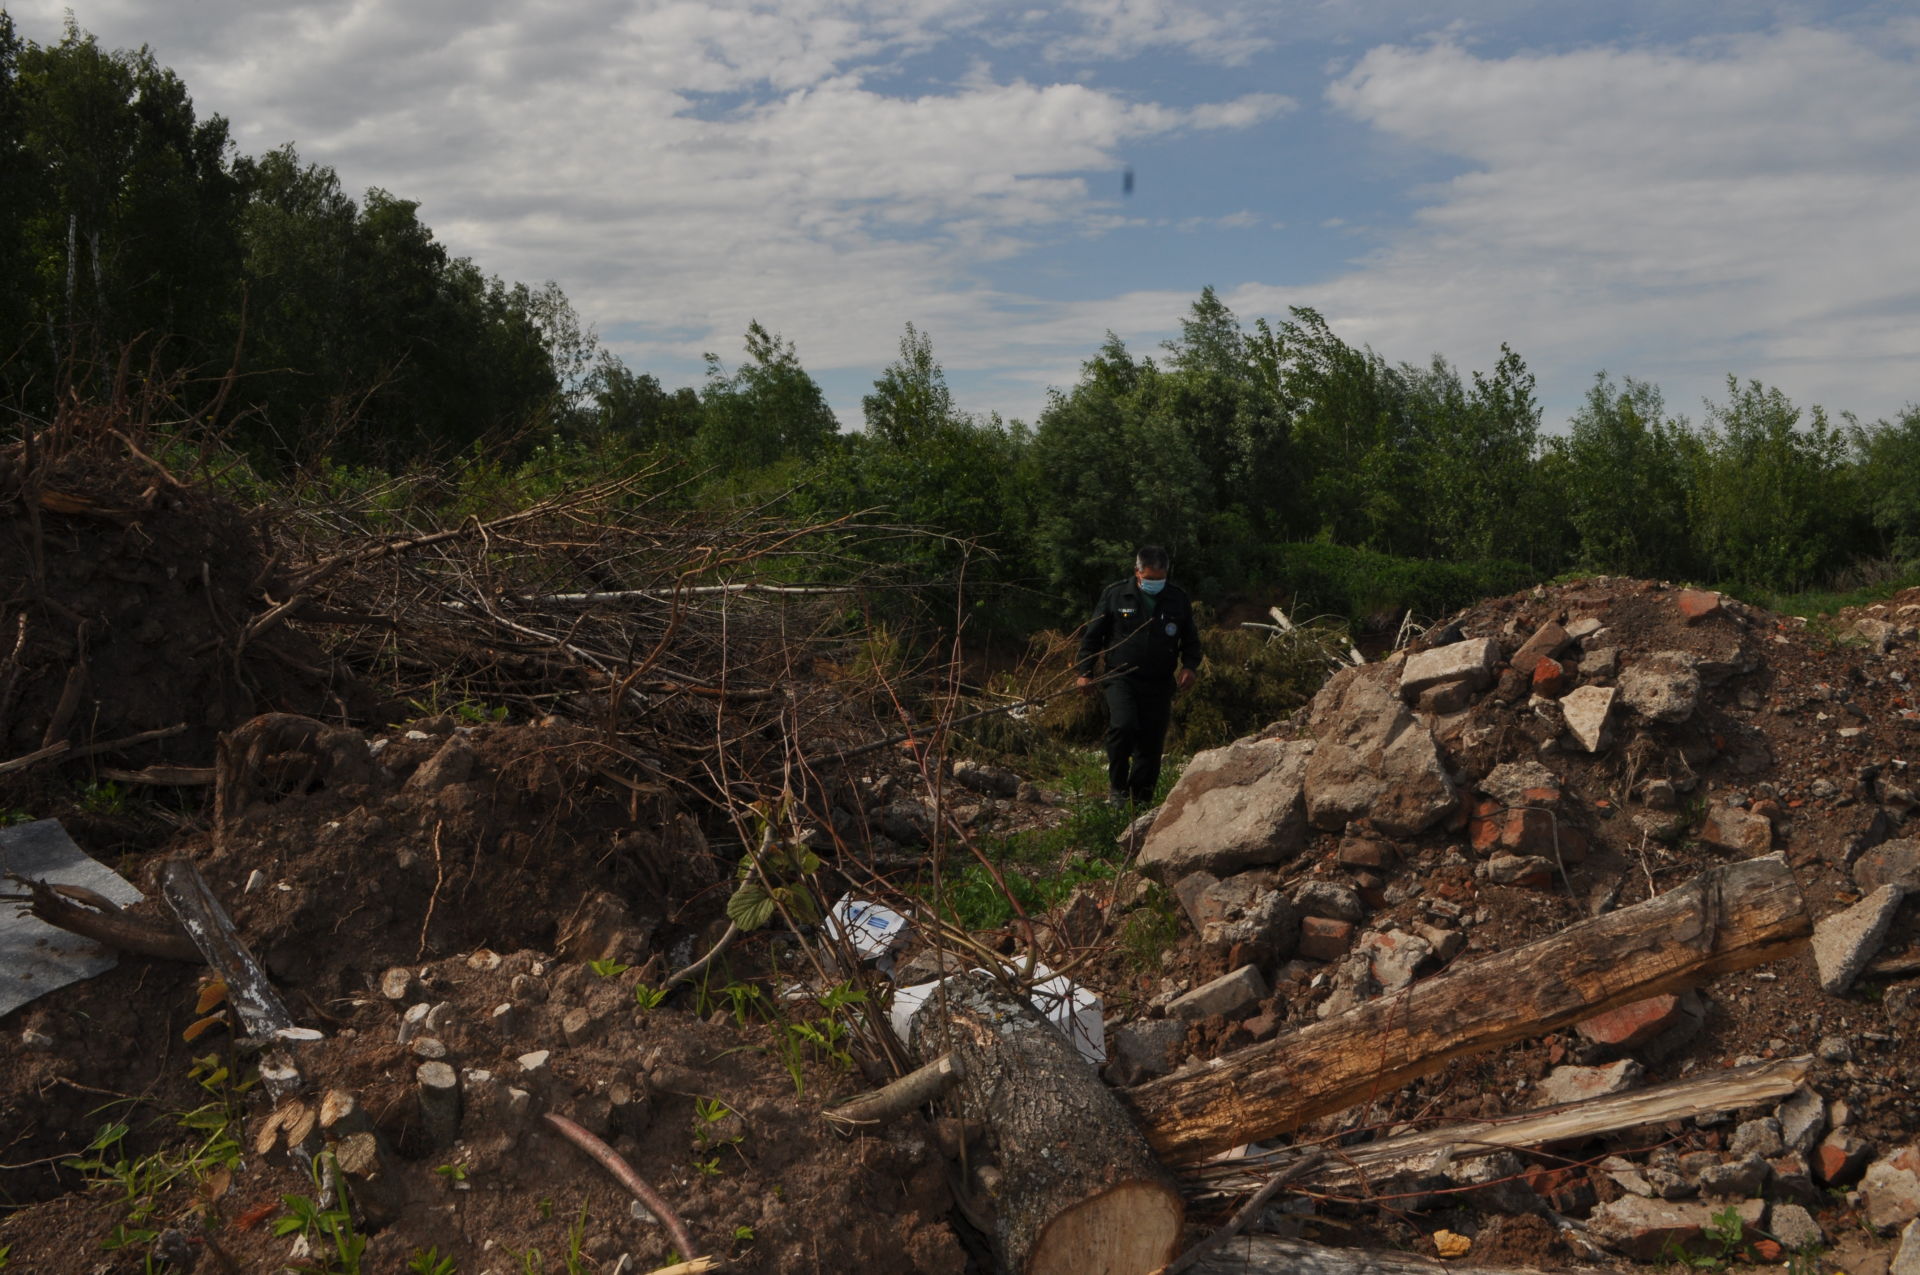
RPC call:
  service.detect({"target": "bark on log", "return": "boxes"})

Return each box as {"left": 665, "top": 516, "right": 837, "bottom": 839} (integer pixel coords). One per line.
{"left": 1126, "top": 854, "right": 1809, "bottom": 1165}
{"left": 909, "top": 970, "right": 1182, "bottom": 1275}
{"left": 1187, "top": 1236, "right": 1588, "bottom": 1275}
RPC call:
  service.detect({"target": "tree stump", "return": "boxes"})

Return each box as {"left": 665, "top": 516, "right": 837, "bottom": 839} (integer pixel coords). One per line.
{"left": 909, "top": 970, "right": 1181, "bottom": 1275}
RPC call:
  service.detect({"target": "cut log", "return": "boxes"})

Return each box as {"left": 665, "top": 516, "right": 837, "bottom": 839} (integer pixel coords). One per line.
{"left": 1187, "top": 1236, "right": 1584, "bottom": 1274}
{"left": 909, "top": 970, "right": 1182, "bottom": 1275}
{"left": 1126, "top": 855, "right": 1809, "bottom": 1164}
{"left": 1193, "top": 1055, "right": 1810, "bottom": 1198}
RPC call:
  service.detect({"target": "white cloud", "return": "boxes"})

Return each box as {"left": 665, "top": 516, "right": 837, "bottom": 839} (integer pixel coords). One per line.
{"left": 1306, "top": 25, "right": 1920, "bottom": 420}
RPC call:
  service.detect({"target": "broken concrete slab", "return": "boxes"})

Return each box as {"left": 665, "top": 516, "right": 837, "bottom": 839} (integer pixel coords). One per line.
{"left": 1587, "top": 1194, "right": 1765, "bottom": 1261}
{"left": 1813, "top": 884, "right": 1906, "bottom": 995}
{"left": 1106, "top": 1019, "right": 1187, "bottom": 1086}
{"left": 1138, "top": 738, "right": 1313, "bottom": 879}
{"left": 0, "top": 820, "right": 147, "bottom": 1018}
{"left": 1864, "top": 1145, "right": 1920, "bottom": 1231}
{"left": 1169, "top": 965, "right": 1268, "bottom": 1021}
{"left": 1620, "top": 650, "right": 1703, "bottom": 724}
{"left": 1399, "top": 638, "right": 1500, "bottom": 701}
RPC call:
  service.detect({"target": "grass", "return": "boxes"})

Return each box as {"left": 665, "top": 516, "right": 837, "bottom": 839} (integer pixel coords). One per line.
{"left": 921, "top": 753, "right": 1168, "bottom": 931}
{"left": 1731, "top": 559, "right": 1920, "bottom": 620}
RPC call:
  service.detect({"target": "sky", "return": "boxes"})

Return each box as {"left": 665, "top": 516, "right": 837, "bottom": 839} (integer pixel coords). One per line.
{"left": 9, "top": 1, "right": 1919, "bottom": 431}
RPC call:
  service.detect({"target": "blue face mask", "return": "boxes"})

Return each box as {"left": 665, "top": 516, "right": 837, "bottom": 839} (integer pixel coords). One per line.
{"left": 1137, "top": 575, "right": 1167, "bottom": 595}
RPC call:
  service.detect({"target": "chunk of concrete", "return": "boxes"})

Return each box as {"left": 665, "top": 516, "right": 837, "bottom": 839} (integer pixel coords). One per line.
{"left": 1855, "top": 839, "right": 1920, "bottom": 893}
{"left": 1138, "top": 739, "right": 1313, "bottom": 879}
{"left": 1813, "top": 884, "right": 1906, "bottom": 995}
{"left": 1864, "top": 1145, "right": 1920, "bottom": 1231}
{"left": 1560, "top": 685, "right": 1616, "bottom": 752}
{"left": 1400, "top": 638, "right": 1500, "bottom": 700}
{"left": 1620, "top": 651, "right": 1702, "bottom": 724}
{"left": 1168, "top": 965, "right": 1268, "bottom": 1021}
{"left": 1536, "top": 1059, "right": 1643, "bottom": 1106}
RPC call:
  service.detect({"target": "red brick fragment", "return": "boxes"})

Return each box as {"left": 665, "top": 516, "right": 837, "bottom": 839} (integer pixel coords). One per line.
{"left": 1677, "top": 588, "right": 1723, "bottom": 622}
{"left": 1532, "top": 656, "right": 1572, "bottom": 697}
{"left": 1575, "top": 993, "right": 1682, "bottom": 1048}
{"left": 1297, "top": 916, "right": 1355, "bottom": 962}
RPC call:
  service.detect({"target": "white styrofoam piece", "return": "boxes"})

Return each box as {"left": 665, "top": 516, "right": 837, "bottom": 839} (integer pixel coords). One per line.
{"left": 824, "top": 895, "right": 911, "bottom": 960}
{"left": 0, "top": 820, "right": 146, "bottom": 1017}
{"left": 889, "top": 961, "right": 1106, "bottom": 1066}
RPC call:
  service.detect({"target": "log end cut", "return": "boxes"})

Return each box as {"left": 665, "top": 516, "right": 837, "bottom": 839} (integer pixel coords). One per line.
{"left": 1028, "top": 1179, "right": 1182, "bottom": 1275}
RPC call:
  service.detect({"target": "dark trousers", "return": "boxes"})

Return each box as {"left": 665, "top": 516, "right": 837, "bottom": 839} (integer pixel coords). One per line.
{"left": 1104, "top": 676, "right": 1175, "bottom": 803}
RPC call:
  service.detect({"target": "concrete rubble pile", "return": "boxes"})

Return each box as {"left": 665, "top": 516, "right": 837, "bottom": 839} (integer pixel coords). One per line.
{"left": 1108, "top": 578, "right": 1920, "bottom": 1267}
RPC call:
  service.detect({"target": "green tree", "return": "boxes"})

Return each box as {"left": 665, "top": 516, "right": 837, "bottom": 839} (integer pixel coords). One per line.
{"left": 10, "top": 18, "right": 243, "bottom": 394}
{"left": 1690, "top": 377, "right": 1849, "bottom": 589}
{"left": 1546, "top": 374, "right": 1696, "bottom": 578}
{"left": 696, "top": 321, "right": 838, "bottom": 473}
{"left": 1852, "top": 405, "right": 1920, "bottom": 559}
{"left": 581, "top": 350, "right": 701, "bottom": 447}
{"left": 863, "top": 321, "right": 955, "bottom": 446}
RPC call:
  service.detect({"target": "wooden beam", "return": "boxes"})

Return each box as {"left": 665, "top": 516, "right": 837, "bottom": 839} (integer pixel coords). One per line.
{"left": 1125, "top": 855, "right": 1809, "bottom": 1165}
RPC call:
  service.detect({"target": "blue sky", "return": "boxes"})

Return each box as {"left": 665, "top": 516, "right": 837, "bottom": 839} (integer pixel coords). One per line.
{"left": 10, "top": 1, "right": 1919, "bottom": 431}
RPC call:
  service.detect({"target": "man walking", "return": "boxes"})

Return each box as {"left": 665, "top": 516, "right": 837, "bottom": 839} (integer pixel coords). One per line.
{"left": 1076, "top": 546, "right": 1202, "bottom": 807}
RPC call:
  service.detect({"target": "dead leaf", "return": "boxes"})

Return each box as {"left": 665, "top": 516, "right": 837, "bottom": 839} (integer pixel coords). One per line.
{"left": 195, "top": 977, "right": 229, "bottom": 1014}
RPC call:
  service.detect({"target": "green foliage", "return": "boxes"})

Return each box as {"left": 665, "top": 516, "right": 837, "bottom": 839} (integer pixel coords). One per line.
{"left": 274, "top": 1162, "right": 366, "bottom": 1273}
{"left": 407, "top": 1249, "right": 457, "bottom": 1275}
{"left": 632, "top": 983, "right": 668, "bottom": 1011}
{"left": 696, "top": 321, "right": 839, "bottom": 472}
{"left": 586, "top": 959, "right": 630, "bottom": 978}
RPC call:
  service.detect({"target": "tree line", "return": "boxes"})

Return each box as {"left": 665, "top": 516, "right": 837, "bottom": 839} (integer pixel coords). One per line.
{"left": 6, "top": 18, "right": 1919, "bottom": 626}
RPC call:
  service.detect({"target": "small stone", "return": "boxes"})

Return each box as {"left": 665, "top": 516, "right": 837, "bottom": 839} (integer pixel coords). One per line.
{"left": 1487, "top": 853, "right": 1554, "bottom": 887}
{"left": 1360, "top": 929, "right": 1433, "bottom": 992}
{"left": 1698, "top": 1153, "right": 1769, "bottom": 1200}
{"left": 1511, "top": 621, "right": 1571, "bottom": 679}
{"left": 19, "top": 1027, "right": 54, "bottom": 1051}
{"left": 1292, "top": 879, "right": 1365, "bottom": 923}
{"left": 517, "top": 1050, "right": 551, "bottom": 1073}
{"left": 1817, "top": 1034, "right": 1855, "bottom": 1063}
{"left": 1537, "top": 1059, "right": 1643, "bottom": 1106}
{"left": 505, "top": 1087, "right": 532, "bottom": 1119}
{"left": 1814, "top": 1129, "right": 1874, "bottom": 1186}
{"left": 1336, "top": 837, "right": 1399, "bottom": 870}
{"left": 1417, "top": 679, "right": 1476, "bottom": 714}
{"left": 1587, "top": 1196, "right": 1763, "bottom": 1262}
{"left": 511, "top": 973, "right": 548, "bottom": 1004}
{"left": 1433, "top": 1230, "right": 1472, "bottom": 1259}
{"left": 1855, "top": 839, "right": 1920, "bottom": 893}
{"left": 1577, "top": 994, "right": 1683, "bottom": 1049}
{"left": 1730, "top": 1118, "right": 1784, "bottom": 1160}
{"left": 1677, "top": 589, "right": 1723, "bottom": 623}
{"left": 1106, "top": 1019, "right": 1188, "bottom": 1085}
{"left": 1701, "top": 805, "right": 1772, "bottom": 854}
{"left": 1777, "top": 1087, "right": 1827, "bottom": 1156}
{"left": 1296, "top": 915, "right": 1356, "bottom": 961}
{"left": 1770, "top": 1202, "right": 1824, "bottom": 1250}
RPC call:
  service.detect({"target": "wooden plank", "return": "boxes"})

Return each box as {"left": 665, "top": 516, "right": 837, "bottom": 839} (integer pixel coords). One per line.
{"left": 1125, "top": 855, "right": 1809, "bottom": 1165}
{"left": 1187, "top": 1235, "right": 1595, "bottom": 1275}
{"left": 1194, "top": 1056, "right": 1809, "bottom": 1197}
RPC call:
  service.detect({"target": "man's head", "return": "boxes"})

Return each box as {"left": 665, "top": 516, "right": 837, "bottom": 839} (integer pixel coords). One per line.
{"left": 1135, "top": 545, "right": 1169, "bottom": 591}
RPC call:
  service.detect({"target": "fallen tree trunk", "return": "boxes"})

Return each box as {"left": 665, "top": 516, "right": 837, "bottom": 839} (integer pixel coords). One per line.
{"left": 910, "top": 970, "right": 1182, "bottom": 1275}
{"left": 1126, "top": 854, "right": 1809, "bottom": 1165}
{"left": 1186, "top": 1236, "right": 1588, "bottom": 1275}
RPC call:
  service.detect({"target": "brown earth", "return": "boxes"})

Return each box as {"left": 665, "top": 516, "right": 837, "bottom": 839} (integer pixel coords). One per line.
{"left": 4, "top": 432, "right": 1918, "bottom": 1274}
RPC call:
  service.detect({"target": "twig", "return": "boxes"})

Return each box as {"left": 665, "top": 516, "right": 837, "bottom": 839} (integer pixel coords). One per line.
{"left": 418, "top": 820, "right": 445, "bottom": 960}
{"left": 1157, "top": 1150, "right": 1326, "bottom": 1275}
{"left": 823, "top": 1054, "right": 963, "bottom": 1131}
{"left": 543, "top": 1112, "right": 700, "bottom": 1262}
{"left": 0, "top": 722, "right": 188, "bottom": 777}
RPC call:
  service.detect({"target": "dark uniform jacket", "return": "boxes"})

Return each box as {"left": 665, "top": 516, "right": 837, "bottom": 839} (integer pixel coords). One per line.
{"left": 1077, "top": 578, "right": 1203, "bottom": 682}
